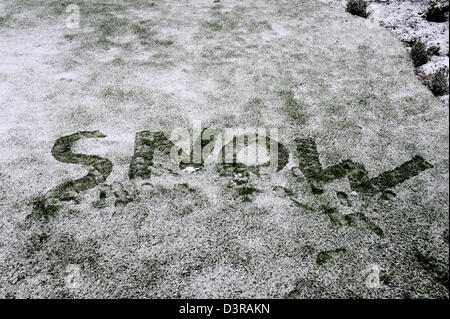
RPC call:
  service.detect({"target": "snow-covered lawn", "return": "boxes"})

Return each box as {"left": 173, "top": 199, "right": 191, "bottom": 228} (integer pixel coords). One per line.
{"left": 0, "top": 0, "right": 448, "bottom": 298}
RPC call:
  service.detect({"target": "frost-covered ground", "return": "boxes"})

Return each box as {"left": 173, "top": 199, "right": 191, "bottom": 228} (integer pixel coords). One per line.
{"left": 318, "top": 0, "right": 449, "bottom": 104}
{"left": 0, "top": 0, "right": 448, "bottom": 298}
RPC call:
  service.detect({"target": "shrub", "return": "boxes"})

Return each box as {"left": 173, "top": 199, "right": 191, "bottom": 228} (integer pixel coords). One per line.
{"left": 410, "top": 38, "right": 430, "bottom": 67}
{"left": 346, "top": 0, "right": 369, "bottom": 18}
{"left": 430, "top": 66, "right": 449, "bottom": 96}
{"left": 425, "top": 0, "right": 449, "bottom": 22}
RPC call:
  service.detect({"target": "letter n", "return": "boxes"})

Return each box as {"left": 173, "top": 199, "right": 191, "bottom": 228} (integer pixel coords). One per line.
{"left": 128, "top": 131, "right": 173, "bottom": 179}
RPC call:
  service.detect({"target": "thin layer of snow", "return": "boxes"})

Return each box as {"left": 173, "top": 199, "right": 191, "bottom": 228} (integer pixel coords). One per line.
{"left": 317, "top": 0, "right": 449, "bottom": 97}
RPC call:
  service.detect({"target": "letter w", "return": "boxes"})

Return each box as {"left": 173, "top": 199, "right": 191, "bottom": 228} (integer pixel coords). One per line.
{"left": 295, "top": 138, "right": 433, "bottom": 196}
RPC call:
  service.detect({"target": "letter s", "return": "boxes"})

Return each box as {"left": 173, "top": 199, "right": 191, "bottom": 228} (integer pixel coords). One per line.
{"left": 50, "top": 131, "right": 112, "bottom": 200}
